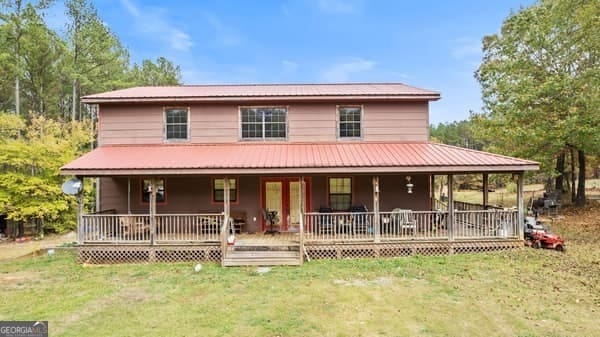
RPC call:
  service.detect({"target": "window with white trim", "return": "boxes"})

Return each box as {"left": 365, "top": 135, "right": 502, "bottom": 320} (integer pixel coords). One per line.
{"left": 165, "top": 108, "right": 189, "bottom": 140}
{"left": 338, "top": 106, "right": 362, "bottom": 138}
{"left": 240, "top": 107, "right": 287, "bottom": 140}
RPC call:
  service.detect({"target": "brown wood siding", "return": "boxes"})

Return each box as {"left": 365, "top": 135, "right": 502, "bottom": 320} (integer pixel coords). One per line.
{"left": 288, "top": 103, "right": 337, "bottom": 142}
{"left": 99, "top": 176, "right": 265, "bottom": 232}
{"left": 363, "top": 102, "right": 428, "bottom": 142}
{"left": 379, "top": 174, "right": 430, "bottom": 211}
{"left": 99, "top": 174, "right": 430, "bottom": 231}
{"left": 190, "top": 105, "right": 238, "bottom": 143}
{"left": 98, "top": 101, "right": 429, "bottom": 145}
{"left": 99, "top": 105, "right": 163, "bottom": 145}
{"left": 98, "top": 177, "right": 129, "bottom": 212}
{"left": 293, "top": 174, "right": 428, "bottom": 212}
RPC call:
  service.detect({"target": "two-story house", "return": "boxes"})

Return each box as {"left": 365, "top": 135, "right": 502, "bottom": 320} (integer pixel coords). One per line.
{"left": 61, "top": 83, "right": 538, "bottom": 266}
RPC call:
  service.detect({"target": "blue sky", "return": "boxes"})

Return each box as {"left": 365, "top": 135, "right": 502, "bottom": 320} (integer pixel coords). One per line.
{"left": 46, "top": 0, "right": 534, "bottom": 124}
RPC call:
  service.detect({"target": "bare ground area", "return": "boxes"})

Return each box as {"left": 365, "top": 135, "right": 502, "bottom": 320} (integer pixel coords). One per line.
{"left": 0, "top": 232, "right": 76, "bottom": 260}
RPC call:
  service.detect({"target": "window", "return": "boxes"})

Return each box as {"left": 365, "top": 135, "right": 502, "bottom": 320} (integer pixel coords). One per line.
{"left": 213, "top": 178, "right": 237, "bottom": 203}
{"left": 241, "top": 107, "right": 287, "bottom": 140}
{"left": 328, "top": 177, "right": 352, "bottom": 211}
{"left": 338, "top": 106, "right": 362, "bottom": 138}
{"left": 141, "top": 179, "right": 166, "bottom": 203}
{"left": 165, "top": 108, "right": 189, "bottom": 140}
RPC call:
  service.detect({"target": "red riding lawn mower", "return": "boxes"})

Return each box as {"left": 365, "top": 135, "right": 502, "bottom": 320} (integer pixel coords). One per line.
{"left": 524, "top": 216, "right": 565, "bottom": 252}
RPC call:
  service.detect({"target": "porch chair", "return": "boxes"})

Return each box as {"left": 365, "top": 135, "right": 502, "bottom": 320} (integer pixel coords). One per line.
{"left": 119, "top": 216, "right": 150, "bottom": 239}
{"left": 349, "top": 205, "right": 371, "bottom": 234}
{"left": 316, "top": 206, "right": 335, "bottom": 235}
{"left": 389, "top": 208, "right": 416, "bottom": 236}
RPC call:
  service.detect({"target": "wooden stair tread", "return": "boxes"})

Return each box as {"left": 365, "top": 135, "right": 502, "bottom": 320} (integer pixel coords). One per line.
{"left": 223, "top": 249, "right": 302, "bottom": 266}
{"left": 233, "top": 241, "right": 300, "bottom": 247}
{"left": 227, "top": 251, "right": 299, "bottom": 258}
{"left": 223, "top": 259, "right": 301, "bottom": 266}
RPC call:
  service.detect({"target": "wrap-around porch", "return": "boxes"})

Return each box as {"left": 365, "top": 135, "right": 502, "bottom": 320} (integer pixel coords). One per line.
{"left": 62, "top": 142, "right": 537, "bottom": 265}
{"left": 76, "top": 173, "right": 526, "bottom": 265}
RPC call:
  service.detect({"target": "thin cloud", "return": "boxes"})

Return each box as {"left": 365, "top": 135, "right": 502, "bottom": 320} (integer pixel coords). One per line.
{"left": 316, "top": 0, "right": 361, "bottom": 14}
{"left": 321, "top": 58, "right": 376, "bottom": 82}
{"left": 119, "top": 0, "right": 193, "bottom": 52}
{"left": 450, "top": 37, "right": 482, "bottom": 60}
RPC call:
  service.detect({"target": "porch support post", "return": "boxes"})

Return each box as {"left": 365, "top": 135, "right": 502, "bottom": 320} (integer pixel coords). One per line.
{"left": 299, "top": 176, "right": 306, "bottom": 263}
{"left": 430, "top": 175, "right": 436, "bottom": 210}
{"left": 149, "top": 178, "right": 157, "bottom": 246}
{"left": 95, "top": 178, "right": 100, "bottom": 213}
{"left": 483, "top": 173, "right": 489, "bottom": 209}
{"left": 447, "top": 174, "right": 454, "bottom": 241}
{"left": 127, "top": 178, "right": 131, "bottom": 214}
{"left": 517, "top": 172, "right": 524, "bottom": 240}
{"left": 76, "top": 176, "right": 84, "bottom": 244}
{"left": 223, "top": 177, "right": 231, "bottom": 229}
{"left": 372, "top": 176, "right": 380, "bottom": 243}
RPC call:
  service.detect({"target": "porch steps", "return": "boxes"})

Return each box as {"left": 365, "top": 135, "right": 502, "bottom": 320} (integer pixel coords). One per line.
{"left": 223, "top": 244, "right": 302, "bottom": 267}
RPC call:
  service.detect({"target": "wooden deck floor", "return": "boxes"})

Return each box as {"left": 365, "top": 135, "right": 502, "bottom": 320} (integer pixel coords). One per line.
{"left": 235, "top": 232, "right": 300, "bottom": 245}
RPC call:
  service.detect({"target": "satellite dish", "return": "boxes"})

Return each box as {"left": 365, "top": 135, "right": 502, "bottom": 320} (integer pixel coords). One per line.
{"left": 62, "top": 178, "right": 83, "bottom": 195}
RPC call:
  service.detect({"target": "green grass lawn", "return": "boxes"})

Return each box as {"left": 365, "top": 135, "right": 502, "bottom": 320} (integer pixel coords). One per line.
{"left": 1, "top": 207, "right": 599, "bottom": 337}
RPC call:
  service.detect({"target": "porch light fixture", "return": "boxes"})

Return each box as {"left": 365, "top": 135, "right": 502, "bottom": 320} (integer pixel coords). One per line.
{"left": 406, "top": 176, "right": 414, "bottom": 194}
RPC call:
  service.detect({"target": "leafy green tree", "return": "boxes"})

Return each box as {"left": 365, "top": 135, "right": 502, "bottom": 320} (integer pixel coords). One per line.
{"left": 19, "top": 4, "right": 66, "bottom": 118}
{"left": 0, "top": 0, "right": 50, "bottom": 115}
{"left": 475, "top": 0, "right": 599, "bottom": 206}
{"left": 0, "top": 113, "right": 91, "bottom": 233}
{"left": 430, "top": 118, "right": 486, "bottom": 150}
{"left": 65, "top": 0, "right": 130, "bottom": 121}
{"left": 130, "top": 57, "right": 182, "bottom": 86}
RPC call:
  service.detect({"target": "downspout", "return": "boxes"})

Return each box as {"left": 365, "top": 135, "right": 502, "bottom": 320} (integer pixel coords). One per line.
{"left": 127, "top": 178, "right": 131, "bottom": 214}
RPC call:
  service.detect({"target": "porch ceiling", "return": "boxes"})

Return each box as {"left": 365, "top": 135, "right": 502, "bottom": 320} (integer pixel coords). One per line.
{"left": 60, "top": 142, "right": 539, "bottom": 176}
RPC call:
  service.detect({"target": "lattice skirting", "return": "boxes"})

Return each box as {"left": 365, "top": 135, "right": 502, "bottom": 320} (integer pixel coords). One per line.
{"left": 304, "top": 240, "right": 523, "bottom": 260}
{"left": 78, "top": 245, "right": 221, "bottom": 264}
{"left": 78, "top": 240, "right": 522, "bottom": 264}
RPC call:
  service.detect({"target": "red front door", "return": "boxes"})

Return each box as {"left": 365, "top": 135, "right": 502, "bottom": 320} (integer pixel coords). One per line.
{"left": 261, "top": 177, "right": 309, "bottom": 232}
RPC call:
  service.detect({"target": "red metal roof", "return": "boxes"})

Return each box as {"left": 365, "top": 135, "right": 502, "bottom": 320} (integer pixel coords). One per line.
{"left": 81, "top": 83, "right": 440, "bottom": 103}
{"left": 61, "top": 142, "right": 539, "bottom": 176}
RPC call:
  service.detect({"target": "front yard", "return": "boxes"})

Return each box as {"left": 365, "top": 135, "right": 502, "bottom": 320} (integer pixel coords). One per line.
{"left": 1, "top": 205, "right": 598, "bottom": 337}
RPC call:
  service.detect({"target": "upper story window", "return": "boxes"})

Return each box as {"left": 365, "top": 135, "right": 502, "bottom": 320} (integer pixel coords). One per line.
{"left": 338, "top": 106, "right": 362, "bottom": 138}
{"left": 240, "top": 107, "right": 287, "bottom": 140}
{"left": 164, "top": 108, "right": 189, "bottom": 141}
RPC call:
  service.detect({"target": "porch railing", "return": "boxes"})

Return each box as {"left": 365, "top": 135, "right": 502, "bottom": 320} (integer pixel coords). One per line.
{"left": 79, "top": 213, "right": 223, "bottom": 244}
{"left": 304, "top": 209, "right": 518, "bottom": 242}
{"left": 155, "top": 214, "right": 223, "bottom": 242}
{"left": 304, "top": 212, "right": 375, "bottom": 241}
{"left": 454, "top": 210, "right": 519, "bottom": 239}
{"left": 379, "top": 210, "right": 449, "bottom": 240}
{"left": 433, "top": 199, "right": 503, "bottom": 211}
